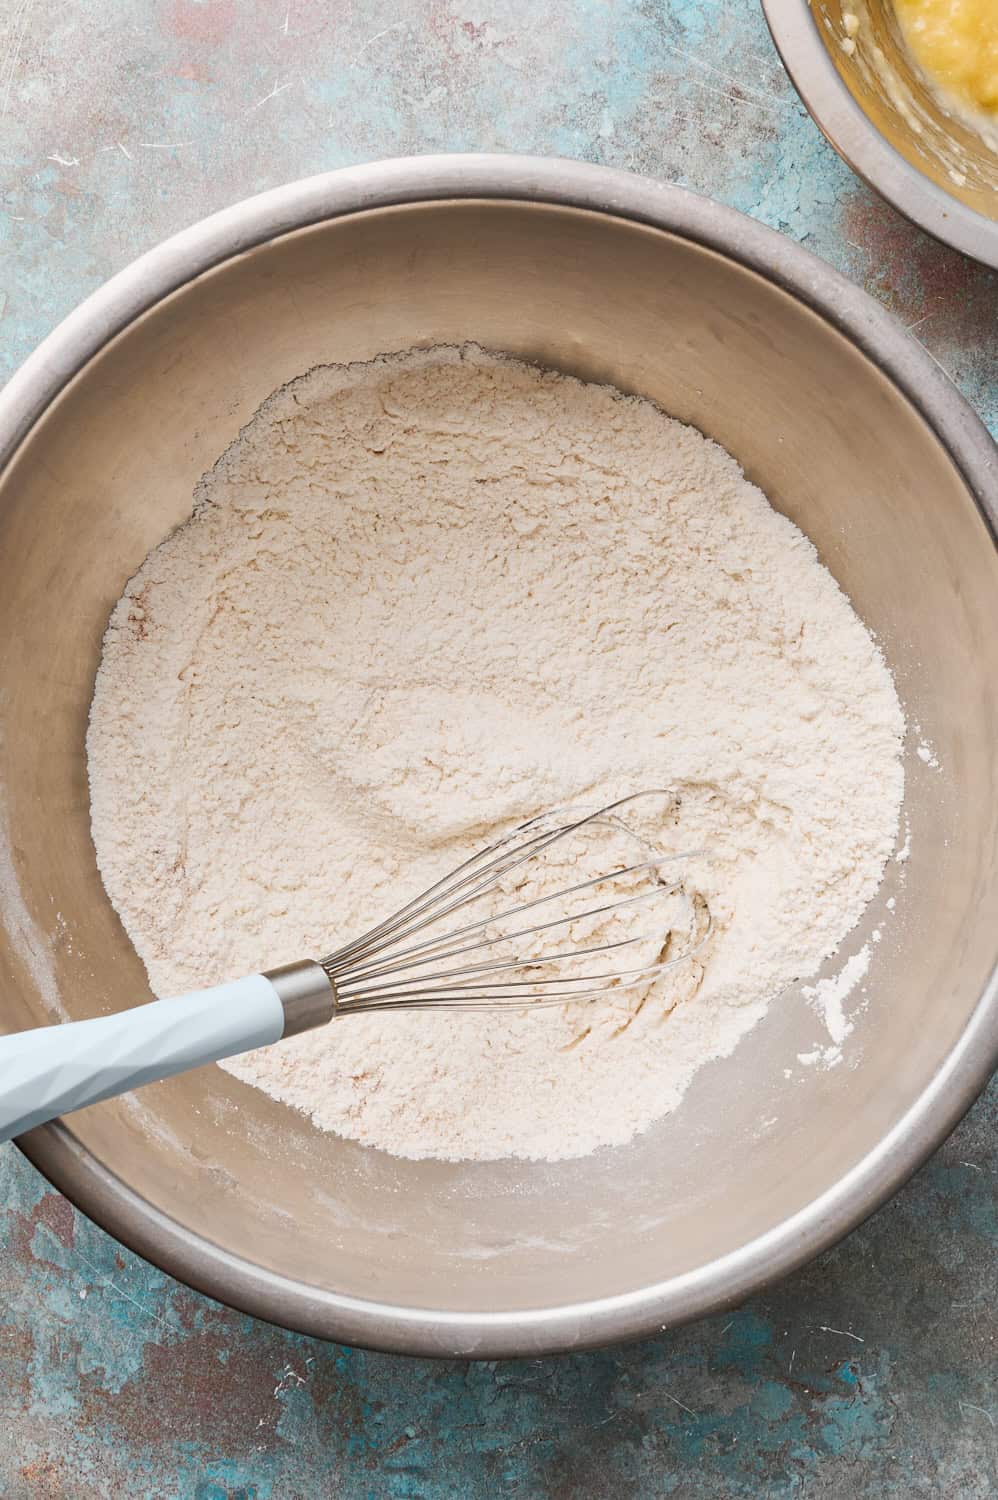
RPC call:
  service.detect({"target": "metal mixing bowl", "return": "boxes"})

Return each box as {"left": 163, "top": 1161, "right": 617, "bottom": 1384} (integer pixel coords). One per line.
{"left": 763, "top": 1, "right": 998, "bottom": 268}
{"left": 1, "top": 156, "right": 997, "bottom": 1358}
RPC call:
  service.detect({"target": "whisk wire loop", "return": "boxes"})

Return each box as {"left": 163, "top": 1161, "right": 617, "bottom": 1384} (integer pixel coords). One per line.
{"left": 321, "top": 791, "right": 711, "bottom": 1014}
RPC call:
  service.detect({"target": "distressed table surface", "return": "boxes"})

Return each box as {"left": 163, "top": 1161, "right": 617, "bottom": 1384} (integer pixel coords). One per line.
{"left": 1, "top": 2, "right": 996, "bottom": 1496}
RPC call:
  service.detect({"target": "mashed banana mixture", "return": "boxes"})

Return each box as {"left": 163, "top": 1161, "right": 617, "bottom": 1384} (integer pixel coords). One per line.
{"left": 894, "top": 0, "right": 998, "bottom": 117}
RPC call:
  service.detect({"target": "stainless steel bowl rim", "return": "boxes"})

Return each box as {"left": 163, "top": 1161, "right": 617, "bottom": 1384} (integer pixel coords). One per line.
{"left": 2, "top": 154, "right": 996, "bottom": 1357}
{"left": 762, "top": 0, "right": 998, "bottom": 270}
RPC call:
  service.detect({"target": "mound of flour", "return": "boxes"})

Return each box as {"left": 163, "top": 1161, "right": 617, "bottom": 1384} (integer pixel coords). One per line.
{"left": 87, "top": 346, "right": 904, "bottom": 1162}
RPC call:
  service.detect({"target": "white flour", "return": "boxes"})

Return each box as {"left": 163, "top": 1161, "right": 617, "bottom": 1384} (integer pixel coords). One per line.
{"left": 87, "top": 346, "right": 905, "bottom": 1162}
{"left": 799, "top": 945, "right": 873, "bottom": 1068}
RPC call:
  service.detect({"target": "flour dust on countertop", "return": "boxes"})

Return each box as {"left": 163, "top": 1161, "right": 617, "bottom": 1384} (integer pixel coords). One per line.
{"left": 87, "top": 345, "right": 905, "bottom": 1162}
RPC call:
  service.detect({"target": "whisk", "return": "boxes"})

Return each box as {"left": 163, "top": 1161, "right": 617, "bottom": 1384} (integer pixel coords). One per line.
{"left": 0, "top": 791, "right": 710, "bottom": 1142}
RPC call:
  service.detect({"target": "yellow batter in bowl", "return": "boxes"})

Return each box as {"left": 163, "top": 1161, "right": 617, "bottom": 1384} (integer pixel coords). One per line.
{"left": 894, "top": 0, "right": 998, "bottom": 117}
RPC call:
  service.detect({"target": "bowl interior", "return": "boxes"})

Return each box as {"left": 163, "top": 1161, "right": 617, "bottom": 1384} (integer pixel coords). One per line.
{"left": 1, "top": 199, "right": 997, "bottom": 1345}
{"left": 810, "top": 0, "right": 998, "bottom": 216}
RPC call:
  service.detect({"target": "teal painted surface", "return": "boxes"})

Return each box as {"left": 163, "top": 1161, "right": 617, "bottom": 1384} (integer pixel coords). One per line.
{"left": 0, "top": 0, "right": 996, "bottom": 1494}
{"left": 2, "top": 1101, "right": 996, "bottom": 1496}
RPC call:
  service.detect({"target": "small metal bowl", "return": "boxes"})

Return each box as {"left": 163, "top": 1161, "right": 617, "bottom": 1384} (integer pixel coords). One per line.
{"left": 1, "top": 156, "right": 997, "bottom": 1357}
{"left": 763, "top": 0, "right": 998, "bottom": 268}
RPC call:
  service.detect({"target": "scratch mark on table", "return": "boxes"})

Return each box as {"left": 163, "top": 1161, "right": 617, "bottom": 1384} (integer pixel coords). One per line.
{"left": 350, "top": 21, "right": 406, "bottom": 68}
{"left": 0, "top": 0, "right": 34, "bottom": 117}
{"left": 958, "top": 1401, "right": 995, "bottom": 1426}
{"left": 657, "top": 39, "right": 792, "bottom": 110}
{"left": 683, "top": 73, "right": 785, "bottom": 118}
{"left": 247, "top": 78, "right": 294, "bottom": 111}
{"left": 69, "top": 1242, "right": 181, "bottom": 1336}
{"left": 818, "top": 1325, "right": 866, "bottom": 1343}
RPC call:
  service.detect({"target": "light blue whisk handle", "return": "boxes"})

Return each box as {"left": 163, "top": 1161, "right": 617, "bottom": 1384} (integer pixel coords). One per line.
{"left": 0, "top": 961, "right": 334, "bottom": 1142}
